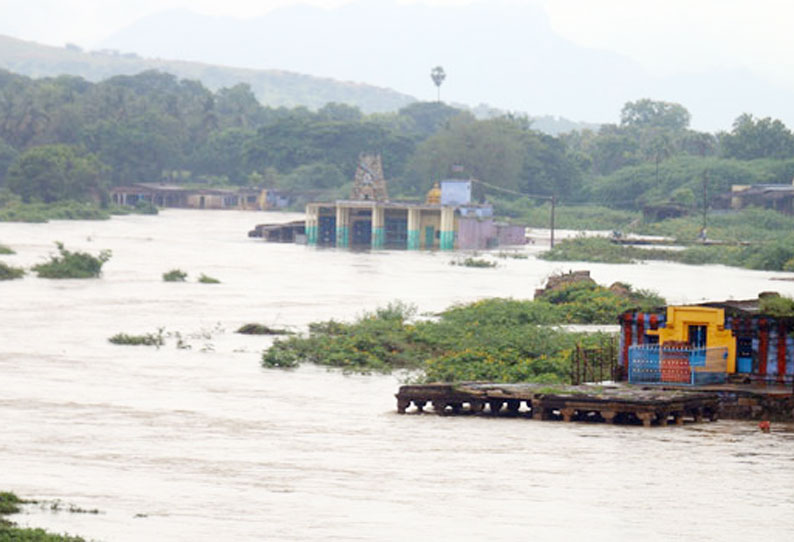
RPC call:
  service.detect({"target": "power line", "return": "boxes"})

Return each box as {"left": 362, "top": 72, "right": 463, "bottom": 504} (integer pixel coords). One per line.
{"left": 469, "top": 178, "right": 553, "bottom": 201}
{"left": 468, "top": 178, "right": 557, "bottom": 247}
{"left": 470, "top": 179, "right": 638, "bottom": 207}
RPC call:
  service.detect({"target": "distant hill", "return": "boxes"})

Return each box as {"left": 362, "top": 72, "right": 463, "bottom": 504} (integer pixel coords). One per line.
{"left": 0, "top": 33, "right": 597, "bottom": 135}
{"left": 96, "top": 1, "right": 794, "bottom": 132}
{"left": 0, "top": 34, "right": 415, "bottom": 113}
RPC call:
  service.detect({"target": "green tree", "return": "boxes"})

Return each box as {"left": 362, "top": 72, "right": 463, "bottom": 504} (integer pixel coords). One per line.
{"left": 397, "top": 101, "right": 462, "bottom": 140}
{"left": 405, "top": 113, "right": 524, "bottom": 193}
{"left": 620, "top": 98, "right": 691, "bottom": 131}
{"left": 677, "top": 130, "right": 718, "bottom": 157}
{"left": 405, "top": 114, "right": 583, "bottom": 198}
{"left": 521, "top": 131, "right": 583, "bottom": 198}
{"left": 192, "top": 127, "right": 256, "bottom": 184}
{"left": 6, "top": 144, "right": 107, "bottom": 202}
{"left": 280, "top": 162, "right": 346, "bottom": 191}
{"left": 317, "top": 102, "right": 363, "bottom": 122}
{"left": 215, "top": 83, "right": 265, "bottom": 129}
{"left": 0, "top": 74, "right": 52, "bottom": 149}
{"left": 83, "top": 116, "right": 180, "bottom": 184}
{"left": 0, "top": 138, "right": 18, "bottom": 183}
{"left": 244, "top": 115, "right": 414, "bottom": 184}
{"left": 720, "top": 113, "right": 794, "bottom": 160}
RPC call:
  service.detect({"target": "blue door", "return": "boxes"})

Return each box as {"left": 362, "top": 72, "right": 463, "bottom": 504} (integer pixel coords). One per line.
{"left": 425, "top": 226, "right": 435, "bottom": 248}
{"left": 352, "top": 220, "right": 372, "bottom": 246}
{"left": 736, "top": 337, "right": 753, "bottom": 373}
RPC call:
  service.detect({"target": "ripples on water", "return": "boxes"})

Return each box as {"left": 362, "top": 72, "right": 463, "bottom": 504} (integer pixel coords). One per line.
{"left": 1, "top": 210, "right": 793, "bottom": 541}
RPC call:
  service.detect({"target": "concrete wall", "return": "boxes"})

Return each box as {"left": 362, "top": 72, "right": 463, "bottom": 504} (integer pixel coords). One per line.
{"left": 187, "top": 194, "right": 224, "bottom": 209}
{"left": 457, "top": 218, "right": 495, "bottom": 250}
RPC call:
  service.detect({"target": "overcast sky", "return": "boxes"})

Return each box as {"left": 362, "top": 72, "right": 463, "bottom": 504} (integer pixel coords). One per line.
{"left": 2, "top": 0, "right": 794, "bottom": 123}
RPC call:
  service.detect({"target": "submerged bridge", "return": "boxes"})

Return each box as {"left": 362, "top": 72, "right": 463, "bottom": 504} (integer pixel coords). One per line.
{"left": 396, "top": 383, "right": 720, "bottom": 428}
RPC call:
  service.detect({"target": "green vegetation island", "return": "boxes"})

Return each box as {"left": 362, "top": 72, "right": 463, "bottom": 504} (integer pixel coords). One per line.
{"left": 262, "top": 277, "right": 663, "bottom": 383}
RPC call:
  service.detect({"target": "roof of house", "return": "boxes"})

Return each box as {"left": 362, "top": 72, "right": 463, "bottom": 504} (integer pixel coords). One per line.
{"left": 698, "top": 298, "right": 761, "bottom": 316}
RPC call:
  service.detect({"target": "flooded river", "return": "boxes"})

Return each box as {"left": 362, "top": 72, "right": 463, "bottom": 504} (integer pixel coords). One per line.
{"left": 1, "top": 210, "right": 793, "bottom": 541}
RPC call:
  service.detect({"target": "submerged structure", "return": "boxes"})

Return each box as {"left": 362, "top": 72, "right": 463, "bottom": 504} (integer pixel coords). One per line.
{"left": 303, "top": 154, "right": 526, "bottom": 250}
{"left": 396, "top": 383, "right": 720, "bottom": 427}
{"left": 111, "top": 183, "right": 290, "bottom": 210}
{"left": 619, "top": 294, "right": 794, "bottom": 386}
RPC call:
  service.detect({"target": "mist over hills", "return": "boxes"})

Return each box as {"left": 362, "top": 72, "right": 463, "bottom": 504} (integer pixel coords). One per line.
{"left": 0, "top": 34, "right": 414, "bottom": 114}
{"left": 0, "top": 33, "right": 595, "bottom": 135}
{"left": 99, "top": 3, "right": 639, "bottom": 123}
{"left": 94, "top": 0, "right": 794, "bottom": 132}
{"left": 3, "top": 0, "right": 793, "bottom": 133}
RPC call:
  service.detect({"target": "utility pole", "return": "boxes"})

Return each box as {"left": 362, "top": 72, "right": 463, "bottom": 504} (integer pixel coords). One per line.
{"left": 702, "top": 170, "right": 709, "bottom": 234}
{"left": 465, "top": 178, "right": 557, "bottom": 248}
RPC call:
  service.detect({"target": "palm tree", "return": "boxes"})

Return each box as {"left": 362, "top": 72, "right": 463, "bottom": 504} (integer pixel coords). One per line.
{"left": 430, "top": 66, "right": 446, "bottom": 103}
{"left": 646, "top": 132, "right": 673, "bottom": 186}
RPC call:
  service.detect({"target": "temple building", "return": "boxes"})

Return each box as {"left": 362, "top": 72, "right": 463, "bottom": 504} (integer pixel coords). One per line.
{"left": 303, "top": 154, "right": 526, "bottom": 250}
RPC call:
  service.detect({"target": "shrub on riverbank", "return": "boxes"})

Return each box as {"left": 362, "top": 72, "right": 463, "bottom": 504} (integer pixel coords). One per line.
{"left": 0, "top": 492, "right": 21, "bottom": 515}
{"left": 0, "top": 243, "right": 13, "bottom": 254}
{"left": 0, "top": 491, "right": 86, "bottom": 541}
{"left": 33, "top": 242, "right": 111, "bottom": 278}
{"left": 198, "top": 273, "right": 220, "bottom": 284}
{"left": 0, "top": 261, "right": 25, "bottom": 280}
{"left": 261, "top": 287, "right": 654, "bottom": 382}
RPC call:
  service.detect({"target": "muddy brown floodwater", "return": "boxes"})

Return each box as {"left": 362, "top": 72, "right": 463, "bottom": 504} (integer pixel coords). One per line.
{"left": 1, "top": 210, "right": 793, "bottom": 541}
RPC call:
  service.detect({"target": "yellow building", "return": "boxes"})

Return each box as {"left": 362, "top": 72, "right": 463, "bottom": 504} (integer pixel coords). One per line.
{"left": 620, "top": 296, "right": 794, "bottom": 385}
{"left": 645, "top": 306, "right": 736, "bottom": 373}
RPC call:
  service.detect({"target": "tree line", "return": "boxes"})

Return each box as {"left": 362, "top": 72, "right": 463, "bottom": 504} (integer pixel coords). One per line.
{"left": 1, "top": 69, "right": 794, "bottom": 211}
